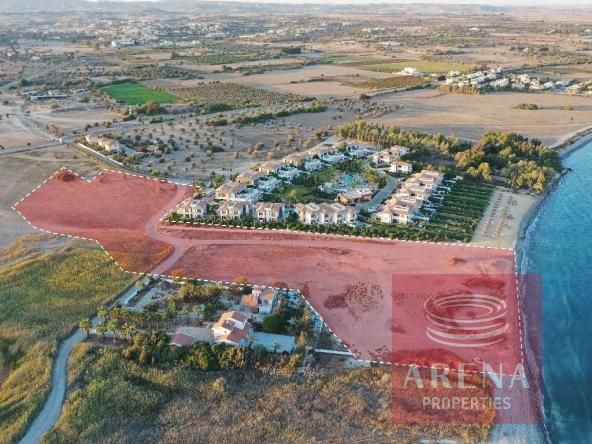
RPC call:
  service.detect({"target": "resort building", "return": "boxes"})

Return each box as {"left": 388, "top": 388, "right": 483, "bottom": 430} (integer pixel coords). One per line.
{"left": 320, "top": 151, "right": 347, "bottom": 165}
{"left": 215, "top": 181, "right": 246, "bottom": 201}
{"left": 177, "top": 198, "right": 209, "bottom": 219}
{"left": 216, "top": 200, "right": 250, "bottom": 220}
{"left": 258, "top": 161, "right": 284, "bottom": 175}
{"left": 388, "top": 160, "right": 413, "bottom": 174}
{"left": 337, "top": 187, "right": 373, "bottom": 205}
{"left": 257, "top": 177, "right": 281, "bottom": 193}
{"left": 212, "top": 311, "right": 252, "bottom": 347}
{"left": 85, "top": 134, "right": 121, "bottom": 153}
{"left": 236, "top": 170, "right": 265, "bottom": 185}
{"left": 371, "top": 145, "right": 410, "bottom": 165}
{"left": 304, "top": 158, "right": 323, "bottom": 172}
{"left": 277, "top": 166, "right": 301, "bottom": 181}
{"left": 294, "top": 202, "right": 357, "bottom": 225}
{"left": 374, "top": 169, "right": 444, "bottom": 225}
{"left": 255, "top": 202, "right": 286, "bottom": 223}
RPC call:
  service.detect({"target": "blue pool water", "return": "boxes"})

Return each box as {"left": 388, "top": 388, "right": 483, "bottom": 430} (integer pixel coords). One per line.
{"left": 521, "top": 140, "right": 592, "bottom": 443}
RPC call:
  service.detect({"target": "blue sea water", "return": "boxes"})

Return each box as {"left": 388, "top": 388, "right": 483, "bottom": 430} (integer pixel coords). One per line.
{"left": 521, "top": 140, "right": 592, "bottom": 443}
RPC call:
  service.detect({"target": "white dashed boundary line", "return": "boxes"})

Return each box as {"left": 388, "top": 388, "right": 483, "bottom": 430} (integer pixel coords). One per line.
{"left": 13, "top": 167, "right": 523, "bottom": 375}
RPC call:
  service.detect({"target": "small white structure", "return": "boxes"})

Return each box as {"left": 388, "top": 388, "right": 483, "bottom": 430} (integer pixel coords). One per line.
{"left": 212, "top": 311, "right": 252, "bottom": 346}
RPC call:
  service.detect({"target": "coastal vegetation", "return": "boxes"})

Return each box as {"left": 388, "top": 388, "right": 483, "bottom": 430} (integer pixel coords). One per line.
{"left": 43, "top": 343, "right": 491, "bottom": 444}
{"left": 355, "top": 75, "right": 428, "bottom": 90}
{"left": 337, "top": 119, "right": 559, "bottom": 192}
{"left": 0, "top": 241, "right": 135, "bottom": 444}
{"left": 513, "top": 103, "right": 540, "bottom": 110}
{"left": 101, "top": 82, "right": 180, "bottom": 105}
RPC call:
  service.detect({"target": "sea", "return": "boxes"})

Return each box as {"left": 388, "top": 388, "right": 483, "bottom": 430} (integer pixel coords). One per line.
{"left": 520, "top": 139, "right": 592, "bottom": 443}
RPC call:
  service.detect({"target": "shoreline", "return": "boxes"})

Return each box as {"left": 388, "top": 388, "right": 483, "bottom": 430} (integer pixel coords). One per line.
{"left": 510, "top": 131, "right": 592, "bottom": 444}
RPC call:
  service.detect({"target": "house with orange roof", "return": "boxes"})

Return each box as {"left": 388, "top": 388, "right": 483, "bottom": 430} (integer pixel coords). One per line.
{"left": 212, "top": 310, "right": 253, "bottom": 347}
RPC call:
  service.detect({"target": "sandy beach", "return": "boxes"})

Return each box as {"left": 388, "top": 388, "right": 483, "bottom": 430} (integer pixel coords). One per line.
{"left": 471, "top": 188, "right": 538, "bottom": 249}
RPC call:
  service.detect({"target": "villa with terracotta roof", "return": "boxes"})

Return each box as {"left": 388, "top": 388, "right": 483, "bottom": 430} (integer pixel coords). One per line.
{"left": 215, "top": 181, "right": 246, "bottom": 201}
{"left": 236, "top": 170, "right": 266, "bottom": 185}
{"left": 240, "top": 287, "right": 278, "bottom": 315}
{"left": 212, "top": 311, "right": 253, "bottom": 347}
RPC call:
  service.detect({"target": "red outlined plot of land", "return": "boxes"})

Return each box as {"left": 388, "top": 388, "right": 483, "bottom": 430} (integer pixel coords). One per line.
{"left": 13, "top": 169, "right": 194, "bottom": 272}
{"left": 14, "top": 169, "right": 519, "bottom": 368}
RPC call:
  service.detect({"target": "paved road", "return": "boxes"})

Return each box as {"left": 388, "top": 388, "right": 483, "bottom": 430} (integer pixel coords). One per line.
{"left": 18, "top": 281, "right": 143, "bottom": 444}
{"left": 360, "top": 175, "right": 398, "bottom": 211}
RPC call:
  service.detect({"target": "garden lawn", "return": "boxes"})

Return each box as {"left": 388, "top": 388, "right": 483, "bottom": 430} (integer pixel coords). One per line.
{"left": 101, "top": 83, "right": 180, "bottom": 105}
{"left": 0, "top": 241, "right": 135, "bottom": 444}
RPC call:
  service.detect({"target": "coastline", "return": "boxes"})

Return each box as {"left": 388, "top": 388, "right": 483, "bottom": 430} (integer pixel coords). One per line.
{"left": 508, "top": 131, "right": 592, "bottom": 444}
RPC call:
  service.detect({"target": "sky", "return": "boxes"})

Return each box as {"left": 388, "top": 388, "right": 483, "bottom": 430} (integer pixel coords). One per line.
{"left": 111, "top": 0, "right": 592, "bottom": 6}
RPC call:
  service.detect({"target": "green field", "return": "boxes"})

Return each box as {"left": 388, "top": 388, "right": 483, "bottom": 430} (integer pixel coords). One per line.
{"left": 101, "top": 83, "right": 180, "bottom": 105}
{"left": 0, "top": 241, "right": 135, "bottom": 444}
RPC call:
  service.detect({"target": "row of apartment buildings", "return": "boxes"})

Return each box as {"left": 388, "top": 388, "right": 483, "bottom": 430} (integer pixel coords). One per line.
{"left": 375, "top": 170, "right": 444, "bottom": 225}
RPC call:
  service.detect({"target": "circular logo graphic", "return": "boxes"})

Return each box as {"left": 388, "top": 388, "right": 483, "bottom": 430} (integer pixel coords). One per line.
{"left": 424, "top": 293, "right": 509, "bottom": 348}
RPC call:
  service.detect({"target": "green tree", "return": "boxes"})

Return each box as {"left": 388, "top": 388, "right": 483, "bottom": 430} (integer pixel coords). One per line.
{"left": 79, "top": 318, "right": 92, "bottom": 337}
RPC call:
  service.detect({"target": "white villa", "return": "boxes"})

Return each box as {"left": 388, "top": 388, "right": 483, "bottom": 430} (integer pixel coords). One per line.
{"left": 371, "top": 145, "right": 409, "bottom": 165}
{"left": 177, "top": 198, "right": 209, "bottom": 219}
{"left": 375, "top": 169, "right": 444, "bottom": 225}
{"left": 255, "top": 202, "right": 287, "bottom": 223}
{"left": 215, "top": 181, "right": 246, "bottom": 201}
{"left": 212, "top": 311, "right": 252, "bottom": 347}
{"left": 388, "top": 160, "right": 413, "bottom": 174}
{"left": 217, "top": 200, "right": 250, "bottom": 220}
{"left": 240, "top": 287, "right": 278, "bottom": 315}
{"left": 294, "top": 202, "right": 357, "bottom": 225}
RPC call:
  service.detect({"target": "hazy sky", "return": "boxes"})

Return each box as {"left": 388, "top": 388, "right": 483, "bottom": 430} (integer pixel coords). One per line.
{"left": 113, "top": 0, "right": 592, "bottom": 6}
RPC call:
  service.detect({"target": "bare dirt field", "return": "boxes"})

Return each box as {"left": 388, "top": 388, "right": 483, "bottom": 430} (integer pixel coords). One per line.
{"left": 0, "top": 145, "right": 106, "bottom": 248}
{"left": 370, "top": 89, "right": 592, "bottom": 145}
{"left": 14, "top": 169, "right": 193, "bottom": 271}
{"left": 15, "top": 170, "right": 519, "bottom": 367}
{"left": 204, "top": 65, "right": 392, "bottom": 98}
{"left": 28, "top": 103, "right": 119, "bottom": 132}
{"left": 0, "top": 103, "right": 51, "bottom": 148}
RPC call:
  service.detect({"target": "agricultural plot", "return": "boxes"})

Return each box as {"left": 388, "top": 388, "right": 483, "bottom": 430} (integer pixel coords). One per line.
{"left": 101, "top": 82, "right": 180, "bottom": 105}
{"left": 358, "top": 60, "right": 473, "bottom": 74}
{"left": 178, "top": 53, "right": 272, "bottom": 65}
{"left": 354, "top": 75, "right": 428, "bottom": 90}
{"left": 423, "top": 181, "right": 494, "bottom": 242}
{"left": 171, "top": 82, "right": 297, "bottom": 110}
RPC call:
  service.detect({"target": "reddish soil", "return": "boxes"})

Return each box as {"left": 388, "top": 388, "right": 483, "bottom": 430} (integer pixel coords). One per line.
{"left": 14, "top": 169, "right": 193, "bottom": 272}
{"left": 15, "top": 171, "right": 521, "bottom": 368}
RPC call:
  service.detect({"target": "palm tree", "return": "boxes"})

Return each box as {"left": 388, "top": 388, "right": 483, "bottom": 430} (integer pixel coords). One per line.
{"left": 96, "top": 322, "right": 107, "bottom": 339}
{"left": 182, "top": 304, "right": 190, "bottom": 321}
{"left": 193, "top": 305, "right": 203, "bottom": 325}
{"left": 271, "top": 341, "right": 281, "bottom": 353}
{"left": 97, "top": 305, "right": 108, "bottom": 321}
{"left": 79, "top": 318, "right": 92, "bottom": 337}
{"left": 107, "top": 319, "right": 119, "bottom": 342}
{"left": 246, "top": 334, "right": 256, "bottom": 350}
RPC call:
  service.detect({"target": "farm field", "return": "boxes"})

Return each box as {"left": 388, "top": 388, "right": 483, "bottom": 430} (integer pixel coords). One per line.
{"left": 0, "top": 242, "right": 135, "bottom": 444}
{"left": 101, "top": 83, "right": 180, "bottom": 105}
{"left": 357, "top": 60, "right": 473, "bottom": 74}
{"left": 354, "top": 75, "right": 428, "bottom": 90}
{"left": 170, "top": 82, "right": 294, "bottom": 110}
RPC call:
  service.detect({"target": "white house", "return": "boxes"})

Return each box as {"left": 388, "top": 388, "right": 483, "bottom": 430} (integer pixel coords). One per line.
{"left": 240, "top": 287, "right": 278, "bottom": 315}
{"left": 255, "top": 202, "right": 286, "bottom": 223}
{"left": 388, "top": 160, "right": 413, "bottom": 174}
{"left": 178, "top": 198, "right": 209, "bottom": 219}
{"left": 217, "top": 200, "right": 250, "bottom": 220}
{"left": 294, "top": 202, "right": 357, "bottom": 225}
{"left": 212, "top": 311, "right": 252, "bottom": 346}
